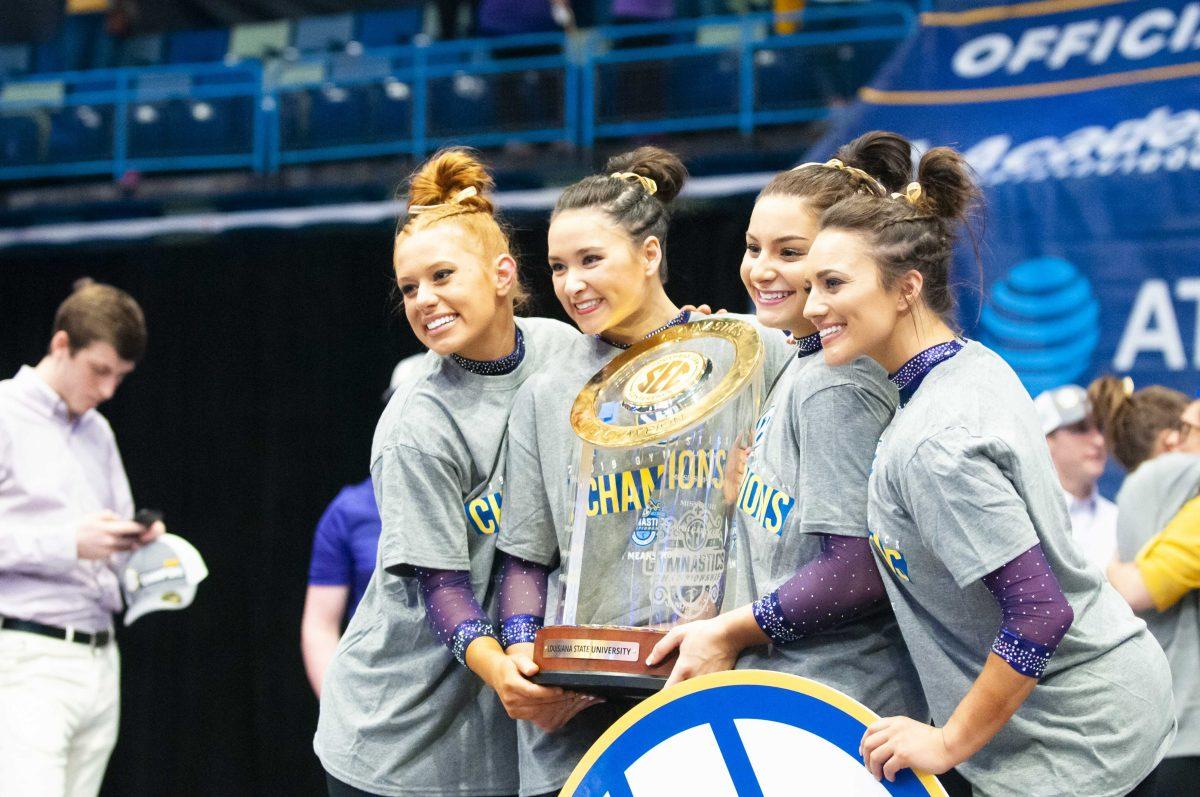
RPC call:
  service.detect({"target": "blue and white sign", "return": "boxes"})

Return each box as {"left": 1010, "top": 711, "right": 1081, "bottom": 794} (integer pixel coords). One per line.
{"left": 811, "top": 0, "right": 1200, "bottom": 404}
{"left": 562, "top": 670, "right": 947, "bottom": 797}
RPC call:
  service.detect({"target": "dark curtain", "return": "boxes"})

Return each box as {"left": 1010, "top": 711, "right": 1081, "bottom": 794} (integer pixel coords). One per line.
{"left": 0, "top": 197, "right": 755, "bottom": 796}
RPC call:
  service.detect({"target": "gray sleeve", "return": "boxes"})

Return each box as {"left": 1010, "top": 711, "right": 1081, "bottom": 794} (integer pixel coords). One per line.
{"left": 495, "top": 396, "right": 560, "bottom": 567}
{"left": 899, "top": 428, "right": 1040, "bottom": 588}
{"left": 793, "top": 382, "right": 890, "bottom": 538}
{"left": 375, "top": 442, "right": 472, "bottom": 574}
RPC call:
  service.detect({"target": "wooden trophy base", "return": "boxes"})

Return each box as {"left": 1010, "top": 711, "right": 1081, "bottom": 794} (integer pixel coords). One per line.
{"left": 532, "top": 625, "right": 677, "bottom": 699}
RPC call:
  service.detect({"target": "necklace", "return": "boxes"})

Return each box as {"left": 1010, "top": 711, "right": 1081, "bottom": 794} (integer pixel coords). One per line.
{"left": 600, "top": 310, "right": 691, "bottom": 349}
{"left": 450, "top": 327, "right": 525, "bottom": 376}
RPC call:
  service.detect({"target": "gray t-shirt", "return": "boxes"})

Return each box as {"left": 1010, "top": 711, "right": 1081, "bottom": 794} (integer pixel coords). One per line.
{"left": 497, "top": 313, "right": 791, "bottom": 795}
{"left": 868, "top": 341, "right": 1174, "bottom": 797}
{"left": 314, "top": 317, "right": 577, "bottom": 797}
{"left": 1116, "top": 452, "right": 1200, "bottom": 759}
{"left": 732, "top": 353, "right": 927, "bottom": 721}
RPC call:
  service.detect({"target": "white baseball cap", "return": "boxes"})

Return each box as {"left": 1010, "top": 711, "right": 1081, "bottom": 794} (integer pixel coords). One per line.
{"left": 1033, "top": 384, "right": 1090, "bottom": 435}
{"left": 122, "top": 533, "right": 209, "bottom": 626}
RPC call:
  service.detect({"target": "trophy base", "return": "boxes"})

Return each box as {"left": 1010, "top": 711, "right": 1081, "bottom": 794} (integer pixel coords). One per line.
{"left": 532, "top": 669, "right": 666, "bottom": 700}
{"left": 532, "top": 625, "right": 675, "bottom": 700}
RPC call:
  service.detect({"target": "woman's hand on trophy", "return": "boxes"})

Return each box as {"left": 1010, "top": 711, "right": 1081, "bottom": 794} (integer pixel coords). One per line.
{"left": 646, "top": 617, "right": 735, "bottom": 688}
{"left": 859, "top": 716, "right": 956, "bottom": 782}
{"left": 647, "top": 606, "right": 769, "bottom": 688}
{"left": 471, "top": 640, "right": 602, "bottom": 732}
{"left": 681, "top": 303, "right": 729, "bottom": 316}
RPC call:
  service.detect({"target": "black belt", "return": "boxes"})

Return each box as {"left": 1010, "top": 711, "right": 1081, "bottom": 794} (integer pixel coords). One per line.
{"left": 1, "top": 617, "right": 111, "bottom": 647}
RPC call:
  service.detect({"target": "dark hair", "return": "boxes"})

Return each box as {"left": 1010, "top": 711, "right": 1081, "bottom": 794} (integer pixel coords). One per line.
{"left": 396, "top": 147, "right": 528, "bottom": 310}
{"left": 760, "top": 130, "right": 914, "bottom": 211}
{"left": 52, "top": 278, "right": 147, "bottom": 363}
{"left": 552, "top": 146, "right": 688, "bottom": 281}
{"left": 818, "top": 146, "right": 982, "bottom": 320}
{"left": 1088, "top": 375, "right": 1188, "bottom": 471}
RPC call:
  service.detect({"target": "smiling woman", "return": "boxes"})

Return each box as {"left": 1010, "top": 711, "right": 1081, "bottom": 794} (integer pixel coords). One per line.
{"left": 642, "top": 132, "right": 931, "bottom": 747}
{"left": 312, "top": 149, "right": 580, "bottom": 797}
{"left": 489, "top": 147, "right": 800, "bottom": 797}
{"left": 801, "top": 148, "right": 1177, "bottom": 796}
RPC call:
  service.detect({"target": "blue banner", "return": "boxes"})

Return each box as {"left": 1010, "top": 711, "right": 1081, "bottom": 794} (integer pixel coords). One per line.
{"left": 812, "top": 0, "right": 1200, "bottom": 403}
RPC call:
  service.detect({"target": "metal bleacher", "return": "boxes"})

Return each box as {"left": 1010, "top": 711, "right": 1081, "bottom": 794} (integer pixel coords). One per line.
{"left": 0, "top": 3, "right": 916, "bottom": 182}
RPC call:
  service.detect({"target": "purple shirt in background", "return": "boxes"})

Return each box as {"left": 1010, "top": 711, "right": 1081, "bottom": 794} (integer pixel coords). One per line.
{"left": 0, "top": 366, "right": 134, "bottom": 633}
{"left": 476, "top": 0, "right": 558, "bottom": 36}
{"left": 612, "top": 0, "right": 675, "bottom": 20}
{"left": 307, "top": 478, "right": 381, "bottom": 617}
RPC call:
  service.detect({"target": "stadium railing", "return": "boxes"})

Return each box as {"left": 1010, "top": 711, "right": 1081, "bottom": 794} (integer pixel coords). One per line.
{"left": 0, "top": 3, "right": 915, "bottom": 183}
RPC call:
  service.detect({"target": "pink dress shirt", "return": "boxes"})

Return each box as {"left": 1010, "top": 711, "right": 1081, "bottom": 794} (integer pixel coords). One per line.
{"left": 0, "top": 366, "right": 133, "bottom": 632}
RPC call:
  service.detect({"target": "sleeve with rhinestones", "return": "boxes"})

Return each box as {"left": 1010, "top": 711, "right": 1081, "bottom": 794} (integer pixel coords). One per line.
{"left": 497, "top": 552, "right": 548, "bottom": 647}
{"left": 415, "top": 568, "right": 498, "bottom": 666}
{"left": 981, "top": 544, "right": 1074, "bottom": 679}
{"left": 751, "top": 533, "right": 886, "bottom": 645}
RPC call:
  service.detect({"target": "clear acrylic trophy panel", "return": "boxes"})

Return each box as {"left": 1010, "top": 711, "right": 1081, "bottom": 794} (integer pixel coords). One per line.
{"left": 558, "top": 318, "right": 765, "bottom": 631}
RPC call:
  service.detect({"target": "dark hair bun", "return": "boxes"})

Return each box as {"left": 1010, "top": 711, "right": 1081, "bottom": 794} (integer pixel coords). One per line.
{"left": 915, "top": 147, "right": 980, "bottom": 224}
{"left": 835, "top": 131, "right": 913, "bottom": 195}
{"left": 408, "top": 147, "right": 495, "bottom": 215}
{"left": 604, "top": 146, "right": 688, "bottom": 205}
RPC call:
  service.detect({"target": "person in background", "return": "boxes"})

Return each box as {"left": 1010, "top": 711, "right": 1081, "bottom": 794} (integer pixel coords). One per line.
{"left": 1090, "top": 378, "right": 1200, "bottom": 796}
{"left": 301, "top": 354, "right": 428, "bottom": 698}
{"left": 0, "top": 279, "right": 165, "bottom": 797}
{"left": 1033, "top": 384, "right": 1117, "bottom": 570}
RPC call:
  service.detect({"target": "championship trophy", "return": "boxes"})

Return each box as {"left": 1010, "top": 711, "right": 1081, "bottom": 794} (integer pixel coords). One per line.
{"left": 533, "top": 317, "right": 766, "bottom": 696}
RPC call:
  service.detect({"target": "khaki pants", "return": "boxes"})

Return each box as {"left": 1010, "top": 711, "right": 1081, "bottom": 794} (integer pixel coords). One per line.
{"left": 0, "top": 628, "right": 120, "bottom": 797}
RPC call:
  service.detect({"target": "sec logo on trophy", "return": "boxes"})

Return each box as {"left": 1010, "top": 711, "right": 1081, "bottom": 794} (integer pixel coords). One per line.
{"left": 562, "top": 670, "right": 948, "bottom": 797}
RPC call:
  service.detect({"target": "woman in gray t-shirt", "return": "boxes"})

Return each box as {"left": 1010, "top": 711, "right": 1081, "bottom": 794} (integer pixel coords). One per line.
{"left": 313, "top": 150, "right": 578, "bottom": 797}
{"left": 492, "top": 147, "right": 794, "bottom": 795}
{"left": 795, "top": 147, "right": 1174, "bottom": 797}
{"left": 644, "top": 133, "right": 926, "bottom": 725}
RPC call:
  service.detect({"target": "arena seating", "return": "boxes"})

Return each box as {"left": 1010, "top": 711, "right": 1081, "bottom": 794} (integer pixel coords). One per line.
{"left": 0, "top": 3, "right": 917, "bottom": 181}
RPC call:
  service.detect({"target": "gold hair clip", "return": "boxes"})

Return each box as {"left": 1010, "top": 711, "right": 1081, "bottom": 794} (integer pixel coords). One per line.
{"left": 408, "top": 185, "right": 480, "bottom": 214}
{"left": 890, "top": 182, "right": 923, "bottom": 204}
{"left": 610, "top": 172, "right": 658, "bottom": 196}
{"left": 1122, "top": 376, "right": 1135, "bottom": 396}
{"left": 791, "top": 158, "right": 886, "bottom": 195}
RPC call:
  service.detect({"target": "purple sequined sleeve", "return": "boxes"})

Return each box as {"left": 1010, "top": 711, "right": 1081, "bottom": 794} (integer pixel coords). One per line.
{"left": 751, "top": 534, "right": 886, "bottom": 645}
{"left": 497, "top": 553, "right": 549, "bottom": 648}
{"left": 981, "top": 544, "right": 1074, "bottom": 679}
{"left": 415, "top": 568, "right": 498, "bottom": 666}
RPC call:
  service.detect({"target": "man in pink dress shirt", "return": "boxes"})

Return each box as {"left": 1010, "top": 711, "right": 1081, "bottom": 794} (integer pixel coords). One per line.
{"left": 0, "top": 280, "right": 163, "bottom": 797}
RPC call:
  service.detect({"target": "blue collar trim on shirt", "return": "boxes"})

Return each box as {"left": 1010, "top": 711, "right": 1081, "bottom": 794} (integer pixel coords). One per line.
{"left": 450, "top": 327, "right": 525, "bottom": 376}
{"left": 793, "top": 330, "right": 822, "bottom": 358}
{"left": 599, "top": 310, "right": 691, "bottom": 350}
{"left": 889, "top": 339, "right": 964, "bottom": 406}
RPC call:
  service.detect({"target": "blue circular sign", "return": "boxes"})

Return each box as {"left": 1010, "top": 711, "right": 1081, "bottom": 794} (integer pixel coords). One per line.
{"left": 978, "top": 257, "right": 1099, "bottom": 396}
{"left": 563, "top": 670, "right": 947, "bottom": 797}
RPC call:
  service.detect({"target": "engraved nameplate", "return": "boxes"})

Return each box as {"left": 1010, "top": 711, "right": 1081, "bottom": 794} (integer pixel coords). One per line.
{"left": 542, "top": 638, "right": 640, "bottom": 662}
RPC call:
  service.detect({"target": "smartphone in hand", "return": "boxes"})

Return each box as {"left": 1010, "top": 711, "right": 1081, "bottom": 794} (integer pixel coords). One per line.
{"left": 134, "top": 508, "right": 163, "bottom": 528}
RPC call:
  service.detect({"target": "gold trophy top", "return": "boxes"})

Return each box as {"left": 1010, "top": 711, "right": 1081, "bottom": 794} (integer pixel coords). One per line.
{"left": 570, "top": 317, "right": 765, "bottom": 448}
